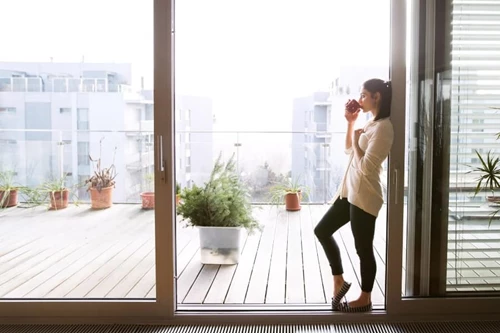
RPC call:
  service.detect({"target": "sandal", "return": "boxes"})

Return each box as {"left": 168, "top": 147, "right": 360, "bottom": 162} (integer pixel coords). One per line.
{"left": 331, "top": 281, "right": 351, "bottom": 310}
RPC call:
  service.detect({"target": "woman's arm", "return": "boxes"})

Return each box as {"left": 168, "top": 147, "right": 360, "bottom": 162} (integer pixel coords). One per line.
{"left": 345, "top": 122, "right": 355, "bottom": 151}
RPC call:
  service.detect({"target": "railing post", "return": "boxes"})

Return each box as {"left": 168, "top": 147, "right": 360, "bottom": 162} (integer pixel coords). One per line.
{"left": 58, "top": 131, "right": 64, "bottom": 179}
{"left": 235, "top": 132, "right": 241, "bottom": 174}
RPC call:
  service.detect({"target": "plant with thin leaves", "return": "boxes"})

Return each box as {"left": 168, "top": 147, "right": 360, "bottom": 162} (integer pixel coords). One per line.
{"left": 469, "top": 151, "right": 500, "bottom": 197}
{"left": 40, "top": 174, "right": 81, "bottom": 208}
{"left": 176, "top": 152, "right": 261, "bottom": 233}
{"left": 268, "top": 175, "right": 310, "bottom": 209}
{"left": 0, "top": 170, "right": 19, "bottom": 208}
{"left": 468, "top": 109, "right": 500, "bottom": 226}
{"left": 85, "top": 138, "right": 117, "bottom": 192}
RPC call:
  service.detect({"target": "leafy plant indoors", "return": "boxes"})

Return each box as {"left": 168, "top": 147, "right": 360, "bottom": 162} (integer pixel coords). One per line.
{"left": 469, "top": 106, "right": 500, "bottom": 226}
{"left": 176, "top": 152, "right": 260, "bottom": 233}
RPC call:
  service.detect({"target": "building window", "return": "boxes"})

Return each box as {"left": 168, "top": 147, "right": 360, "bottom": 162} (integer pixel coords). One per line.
{"left": 59, "top": 107, "right": 71, "bottom": 113}
{"left": 0, "top": 107, "right": 16, "bottom": 113}
{"left": 78, "top": 142, "right": 90, "bottom": 165}
{"left": 77, "top": 108, "right": 89, "bottom": 130}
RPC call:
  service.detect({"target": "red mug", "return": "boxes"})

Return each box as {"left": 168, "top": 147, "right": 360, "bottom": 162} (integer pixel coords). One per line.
{"left": 345, "top": 99, "right": 361, "bottom": 113}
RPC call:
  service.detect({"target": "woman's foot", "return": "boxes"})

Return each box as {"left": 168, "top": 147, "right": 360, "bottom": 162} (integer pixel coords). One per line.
{"left": 338, "top": 293, "right": 372, "bottom": 312}
{"left": 338, "top": 301, "right": 372, "bottom": 313}
{"left": 331, "top": 281, "right": 351, "bottom": 310}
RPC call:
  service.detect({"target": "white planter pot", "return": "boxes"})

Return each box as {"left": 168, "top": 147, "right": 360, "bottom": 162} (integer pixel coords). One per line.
{"left": 198, "top": 226, "right": 243, "bottom": 265}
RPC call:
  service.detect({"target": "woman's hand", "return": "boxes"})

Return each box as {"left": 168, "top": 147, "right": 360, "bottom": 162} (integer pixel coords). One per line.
{"left": 353, "top": 128, "right": 364, "bottom": 145}
{"left": 344, "top": 99, "right": 360, "bottom": 124}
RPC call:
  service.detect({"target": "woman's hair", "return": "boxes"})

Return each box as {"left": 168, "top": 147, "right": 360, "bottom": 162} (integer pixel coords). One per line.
{"left": 363, "top": 78, "right": 392, "bottom": 120}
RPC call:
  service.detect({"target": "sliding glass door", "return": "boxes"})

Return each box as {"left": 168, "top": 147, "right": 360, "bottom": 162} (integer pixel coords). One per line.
{"left": 0, "top": 0, "right": 175, "bottom": 318}
{"left": 392, "top": 0, "right": 500, "bottom": 315}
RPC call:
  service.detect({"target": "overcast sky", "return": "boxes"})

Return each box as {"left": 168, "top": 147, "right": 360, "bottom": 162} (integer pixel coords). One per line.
{"left": 0, "top": 0, "right": 390, "bottom": 131}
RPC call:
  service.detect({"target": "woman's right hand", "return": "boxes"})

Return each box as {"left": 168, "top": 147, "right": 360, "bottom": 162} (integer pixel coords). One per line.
{"left": 344, "top": 100, "right": 360, "bottom": 123}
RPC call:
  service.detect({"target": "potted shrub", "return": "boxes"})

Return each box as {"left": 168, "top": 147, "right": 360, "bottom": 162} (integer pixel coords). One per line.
{"left": 269, "top": 176, "right": 309, "bottom": 211}
{"left": 85, "top": 139, "right": 117, "bottom": 210}
{"left": 175, "top": 182, "right": 181, "bottom": 206}
{"left": 0, "top": 170, "right": 18, "bottom": 208}
{"left": 176, "top": 153, "right": 260, "bottom": 265}
{"left": 42, "top": 176, "right": 70, "bottom": 210}
{"left": 140, "top": 173, "right": 155, "bottom": 209}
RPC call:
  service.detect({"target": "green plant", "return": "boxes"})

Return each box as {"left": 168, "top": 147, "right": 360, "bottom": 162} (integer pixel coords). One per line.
{"left": 268, "top": 176, "right": 310, "bottom": 208}
{"left": 86, "top": 138, "right": 117, "bottom": 192}
{"left": 0, "top": 170, "right": 19, "bottom": 207}
{"left": 176, "top": 152, "right": 260, "bottom": 233}
{"left": 469, "top": 106, "right": 500, "bottom": 226}
{"left": 176, "top": 182, "right": 181, "bottom": 195}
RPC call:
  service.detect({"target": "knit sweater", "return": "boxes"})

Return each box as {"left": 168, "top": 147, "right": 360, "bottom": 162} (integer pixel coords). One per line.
{"left": 336, "top": 117, "right": 394, "bottom": 217}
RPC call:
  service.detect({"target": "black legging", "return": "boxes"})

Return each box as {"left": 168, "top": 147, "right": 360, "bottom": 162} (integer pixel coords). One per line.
{"left": 314, "top": 198, "right": 377, "bottom": 293}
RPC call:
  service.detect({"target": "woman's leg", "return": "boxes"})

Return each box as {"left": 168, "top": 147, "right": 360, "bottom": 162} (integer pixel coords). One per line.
{"left": 314, "top": 198, "right": 351, "bottom": 302}
{"left": 346, "top": 203, "right": 377, "bottom": 309}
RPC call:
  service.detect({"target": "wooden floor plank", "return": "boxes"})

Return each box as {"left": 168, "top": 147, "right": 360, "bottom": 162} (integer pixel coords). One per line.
{"left": 126, "top": 265, "right": 155, "bottom": 298}
{"left": 265, "top": 209, "right": 288, "bottom": 304}
{"left": 64, "top": 238, "right": 151, "bottom": 298}
{"left": 285, "top": 209, "right": 305, "bottom": 304}
{"left": 44, "top": 226, "right": 151, "bottom": 298}
{"left": 184, "top": 265, "right": 219, "bottom": 304}
{"left": 106, "top": 250, "right": 155, "bottom": 298}
{"left": 301, "top": 206, "right": 325, "bottom": 304}
{"left": 309, "top": 205, "right": 335, "bottom": 301}
{"left": 176, "top": 249, "right": 203, "bottom": 303}
{"left": 244, "top": 206, "right": 278, "bottom": 303}
{"left": 223, "top": 209, "right": 264, "bottom": 304}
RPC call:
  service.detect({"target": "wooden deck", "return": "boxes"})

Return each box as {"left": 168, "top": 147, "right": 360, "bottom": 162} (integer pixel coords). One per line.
{"left": 1, "top": 203, "right": 498, "bottom": 306}
{"left": 0, "top": 204, "right": 388, "bottom": 306}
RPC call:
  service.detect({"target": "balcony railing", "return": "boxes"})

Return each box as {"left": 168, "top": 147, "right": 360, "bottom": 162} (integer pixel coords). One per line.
{"left": 0, "top": 77, "right": 131, "bottom": 93}
{"left": 0, "top": 128, "right": 495, "bottom": 205}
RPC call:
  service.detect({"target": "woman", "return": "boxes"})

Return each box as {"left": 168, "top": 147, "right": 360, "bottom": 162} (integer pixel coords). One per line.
{"left": 314, "top": 78, "right": 394, "bottom": 312}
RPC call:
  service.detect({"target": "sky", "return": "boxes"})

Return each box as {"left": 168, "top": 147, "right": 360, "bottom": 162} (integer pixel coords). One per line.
{"left": 0, "top": 0, "right": 390, "bottom": 132}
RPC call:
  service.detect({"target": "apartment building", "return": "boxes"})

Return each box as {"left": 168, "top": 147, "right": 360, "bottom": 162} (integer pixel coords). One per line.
{"left": 0, "top": 62, "right": 213, "bottom": 203}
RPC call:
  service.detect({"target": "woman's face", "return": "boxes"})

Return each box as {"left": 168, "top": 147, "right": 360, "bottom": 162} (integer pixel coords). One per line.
{"left": 358, "top": 88, "right": 380, "bottom": 113}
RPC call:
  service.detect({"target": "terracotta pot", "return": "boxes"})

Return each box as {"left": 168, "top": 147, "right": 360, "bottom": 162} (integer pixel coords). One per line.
{"left": 89, "top": 186, "right": 113, "bottom": 209}
{"left": 49, "top": 189, "right": 69, "bottom": 210}
{"left": 141, "top": 191, "right": 155, "bottom": 209}
{"left": 285, "top": 191, "right": 302, "bottom": 211}
{"left": 176, "top": 194, "right": 181, "bottom": 206}
{"left": 0, "top": 189, "right": 18, "bottom": 208}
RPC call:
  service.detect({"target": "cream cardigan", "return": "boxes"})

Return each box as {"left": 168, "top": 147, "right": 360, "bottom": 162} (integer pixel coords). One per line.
{"left": 336, "top": 117, "right": 394, "bottom": 217}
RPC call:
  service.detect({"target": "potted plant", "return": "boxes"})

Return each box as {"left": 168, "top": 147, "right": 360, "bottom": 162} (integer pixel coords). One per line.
{"left": 41, "top": 175, "right": 70, "bottom": 210}
{"left": 176, "top": 153, "right": 260, "bottom": 265}
{"left": 140, "top": 173, "right": 155, "bottom": 209}
{"left": 175, "top": 182, "right": 181, "bottom": 206}
{"left": 85, "top": 139, "right": 117, "bottom": 209}
{"left": 0, "top": 170, "right": 18, "bottom": 208}
{"left": 269, "top": 176, "right": 309, "bottom": 211}
{"left": 470, "top": 107, "right": 500, "bottom": 226}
